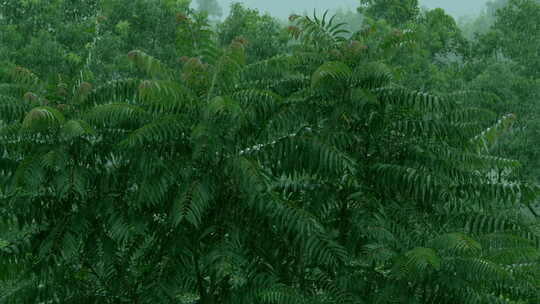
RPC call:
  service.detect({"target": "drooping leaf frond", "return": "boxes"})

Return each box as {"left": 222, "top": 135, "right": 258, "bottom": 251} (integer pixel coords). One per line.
{"left": 22, "top": 106, "right": 65, "bottom": 131}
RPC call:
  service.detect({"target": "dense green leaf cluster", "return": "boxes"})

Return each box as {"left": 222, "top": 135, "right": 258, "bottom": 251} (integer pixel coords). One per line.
{"left": 0, "top": 1, "right": 540, "bottom": 303}
{"left": 217, "top": 3, "right": 288, "bottom": 62}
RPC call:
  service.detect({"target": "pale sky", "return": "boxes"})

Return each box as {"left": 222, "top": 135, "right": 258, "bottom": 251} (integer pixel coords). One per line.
{"left": 218, "top": 0, "right": 490, "bottom": 19}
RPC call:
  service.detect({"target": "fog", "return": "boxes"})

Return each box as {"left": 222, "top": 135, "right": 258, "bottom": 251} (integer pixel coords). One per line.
{"left": 217, "top": 0, "right": 490, "bottom": 19}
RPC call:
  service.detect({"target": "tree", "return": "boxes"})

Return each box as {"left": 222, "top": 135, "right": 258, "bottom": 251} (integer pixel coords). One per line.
{"left": 487, "top": 0, "right": 540, "bottom": 77}
{"left": 396, "top": 8, "right": 469, "bottom": 91}
{"left": 461, "top": 0, "right": 540, "bottom": 184}
{"left": 217, "top": 3, "right": 287, "bottom": 62}
{"left": 458, "top": 0, "right": 510, "bottom": 40}
{"left": 358, "top": 0, "right": 420, "bottom": 26}
{"left": 195, "top": 0, "right": 222, "bottom": 18}
{"left": 0, "top": 0, "right": 189, "bottom": 85}
{"left": 333, "top": 7, "right": 365, "bottom": 33}
{"left": 1, "top": 10, "right": 539, "bottom": 303}
{"left": 0, "top": 0, "right": 100, "bottom": 83}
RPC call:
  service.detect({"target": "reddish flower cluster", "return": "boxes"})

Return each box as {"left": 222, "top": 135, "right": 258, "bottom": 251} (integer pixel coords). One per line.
{"left": 176, "top": 13, "right": 190, "bottom": 23}
{"left": 78, "top": 82, "right": 92, "bottom": 93}
{"left": 23, "top": 92, "right": 38, "bottom": 103}
{"left": 232, "top": 36, "right": 248, "bottom": 46}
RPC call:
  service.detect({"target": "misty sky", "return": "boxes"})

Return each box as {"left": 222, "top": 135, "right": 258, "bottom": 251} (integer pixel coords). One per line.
{"left": 218, "top": 0, "right": 490, "bottom": 19}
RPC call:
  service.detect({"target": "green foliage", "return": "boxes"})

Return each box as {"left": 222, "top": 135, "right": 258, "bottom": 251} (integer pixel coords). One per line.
{"left": 332, "top": 7, "right": 364, "bottom": 33}
{"left": 195, "top": 0, "right": 222, "bottom": 17}
{"left": 217, "top": 3, "right": 288, "bottom": 62}
{"left": 458, "top": 0, "right": 509, "bottom": 40}
{"left": 176, "top": 10, "right": 216, "bottom": 61}
{"left": 0, "top": 0, "right": 189, "bottom": 83}
{"left": 486, "top": 0, "right": 540, "bottom": 77}
{"left": 358, "top": 0, "right": 420, "bottom": 26}
{"left": 0, "top": 2, "right": 540, "bottom": 304}
{"left": 464, "top": 0, "right": 540, "bottom": 183}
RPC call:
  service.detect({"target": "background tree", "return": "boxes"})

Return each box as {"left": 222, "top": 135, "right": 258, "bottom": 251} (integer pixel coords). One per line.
{"left": 399, "top": 7, "right": 469, "bottom": 91}
{"left": 484, "top": 0, "right": 540, "bottom": 77}
{"left": 333, "top": 7, "right": 364, "bottom": 33}
{"left": 217, "top": 3, "right": 288, "bottom": 62}
{"left": 357, "top": 0, "right": 420, "bottom": 26}
{"left": 458, "top": 0, "right": 509, "bottom": 39}
{"left": 0, "top": 0, "right": 191, "bottom": 84}
{"left": 195, "top": 0, "right": 223, "bottom": 18}
{"left": 463, "top": 0, "right": 540, "bottom": 183}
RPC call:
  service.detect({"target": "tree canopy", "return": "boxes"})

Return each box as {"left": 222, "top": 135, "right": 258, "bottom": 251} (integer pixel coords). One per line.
{"left": 1, "top": 0, "right": 540, "bottom": 303}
